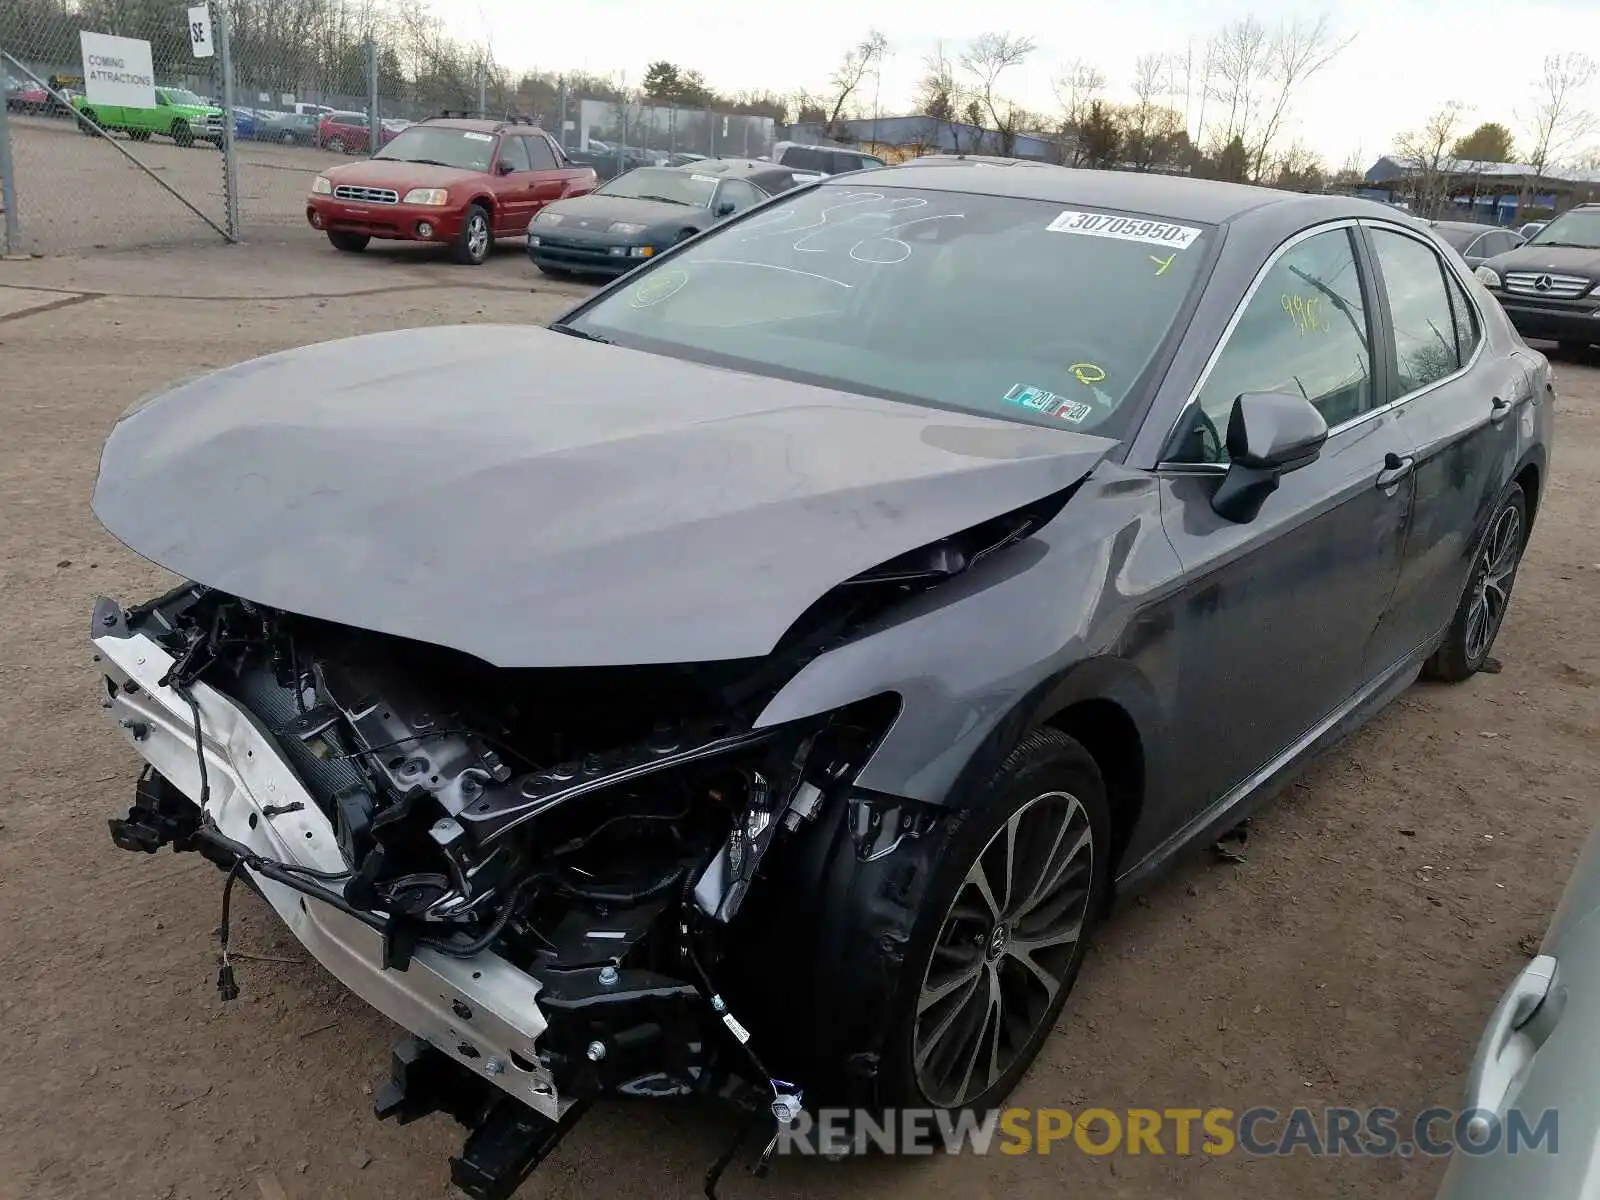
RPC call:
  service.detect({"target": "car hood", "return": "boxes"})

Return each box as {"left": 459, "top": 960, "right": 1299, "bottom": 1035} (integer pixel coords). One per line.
{"left": 542, "top": 193, "right": 705, "bottom": 231}
{"left": 1486, "top": 243, "right": 1600, "bottom": 276}
{"left": 325, "top": 159, "right": 483, "bottom": 188}
{"left": 92, "top": 326, "right": 1115, "bottom": 668}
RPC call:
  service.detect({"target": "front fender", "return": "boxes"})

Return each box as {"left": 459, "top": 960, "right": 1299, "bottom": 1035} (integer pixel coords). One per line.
{"left": 754, "top": 464, "right": 1179, "bottom": 808}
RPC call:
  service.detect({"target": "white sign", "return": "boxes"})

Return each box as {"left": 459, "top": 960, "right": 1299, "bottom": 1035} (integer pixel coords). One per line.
{"left": 188, "top": 4, "right": 214, "bottom": 58}
{"left": 80, "top": 31, "right": 156, "bottom": 109}
{"left": 1045, "top": 210, "right": 1203, "bottom": 250}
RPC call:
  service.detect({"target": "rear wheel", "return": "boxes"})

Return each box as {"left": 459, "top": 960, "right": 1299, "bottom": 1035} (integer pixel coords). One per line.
{"left": 452, "top": 204, "right": 493, "bottom": 265}
{"left": 327, "top": 231, "right": 370, "bottom": 254}
{"left": 171, "top": 119, "right": 193, "bottom": 147}
{"left": 326, "top": 135, "right": 346, "bottom": 154}
{"left": 1423, "top": 482, "right": 1528, "bottom": 682}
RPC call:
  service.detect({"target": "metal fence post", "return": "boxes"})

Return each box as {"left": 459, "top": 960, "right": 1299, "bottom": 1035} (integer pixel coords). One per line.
{"left": 367, "top": 38, "right": 379, "bottom": 153}
{"left": 557, "top": 78, "right": 568, "bottom": 151}
{"left": 217, "top": 0, "right": 240, "bottom": 241}
{"left": 0, "top": 85, "right": 19, "bottom": 256}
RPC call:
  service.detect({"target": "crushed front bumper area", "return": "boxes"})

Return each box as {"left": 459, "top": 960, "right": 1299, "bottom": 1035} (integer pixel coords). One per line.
{"left": 93, "top": 598, "right": 569, "bottom": 1123}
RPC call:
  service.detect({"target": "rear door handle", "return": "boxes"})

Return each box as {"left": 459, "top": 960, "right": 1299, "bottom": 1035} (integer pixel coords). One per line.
{"left": 1376, "top": 453, "right": 1415, "bottom": 489}
{"left": 1489, "top": 395, "right": 1515, "bottom": 424}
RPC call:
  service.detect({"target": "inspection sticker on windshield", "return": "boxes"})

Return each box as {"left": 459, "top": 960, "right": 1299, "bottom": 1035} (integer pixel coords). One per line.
{"left": 462, "top": 131, "right": 494, "bottom": 142}
{"left": 691, "top": 174, "right": 720, "bottom": 182}
{"left": 1004, "top": 383, "right": 1092, "bottom": 424}
{"left": 1046, "top": 210, "right": 1201, "bottom": 250}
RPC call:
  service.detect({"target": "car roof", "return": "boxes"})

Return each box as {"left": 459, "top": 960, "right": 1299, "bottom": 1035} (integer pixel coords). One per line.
{"left": 1430, "top": 220, "right": 1492, "bottom": 233}
{"left": 843, "top": 161, "right": 1391, "bottom": 226}
{"left": 672, "top": 158, "right": 808, "bottom": 191}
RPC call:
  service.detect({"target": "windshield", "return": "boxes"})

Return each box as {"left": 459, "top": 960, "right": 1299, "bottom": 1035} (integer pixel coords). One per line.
{"left": 374, "top": 126, "right": 497, "bottom": 171}
{"left": 598, "top": 168, "right": 716, "bottom": 207}
{"left": 162, "top": 88, "right": 206, "bottom": 106}
{"left": 1528, "top": 209, "right": 1600, "bottom": 249}
{"left": 565, "top": 184, "right": 1212, "bottom": 437}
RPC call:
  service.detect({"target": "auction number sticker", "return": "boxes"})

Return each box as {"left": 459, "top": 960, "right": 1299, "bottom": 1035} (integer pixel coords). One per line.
{"left": 463, "top": 131, "right": 494, "bottom": 142}
{"left": 1046, "top": 210, "right": 1202, "bottom": 250}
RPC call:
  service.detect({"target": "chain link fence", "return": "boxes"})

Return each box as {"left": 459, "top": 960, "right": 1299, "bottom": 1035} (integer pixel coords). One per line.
{"left": 2, "top": 1, "right": 233, "bottom": 255}
{"left": 0, "top": 1, "right": 787, "bottom": 257}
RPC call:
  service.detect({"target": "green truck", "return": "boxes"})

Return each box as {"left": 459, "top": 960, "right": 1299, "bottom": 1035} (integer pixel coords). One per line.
{"left": 72, "top": 86, "right": 226, "bottom": 148}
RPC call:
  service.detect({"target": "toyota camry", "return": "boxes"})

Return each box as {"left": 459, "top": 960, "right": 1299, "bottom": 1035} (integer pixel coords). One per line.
{"left": 89, "top": 162, "right": 1552, "bottom": 1196}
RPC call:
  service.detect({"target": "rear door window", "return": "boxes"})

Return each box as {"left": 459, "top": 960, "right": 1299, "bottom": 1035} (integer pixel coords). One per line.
{"left": 524, "top": 135, "right": 557, "bottom": 170}
{"left": 1370, "top": 227, "right": 1464, "bottom": 396}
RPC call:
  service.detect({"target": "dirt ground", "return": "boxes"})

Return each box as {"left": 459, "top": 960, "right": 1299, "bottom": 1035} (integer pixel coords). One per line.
{"left": 1, "top": 237, "right": 1597, "bottom": 1200}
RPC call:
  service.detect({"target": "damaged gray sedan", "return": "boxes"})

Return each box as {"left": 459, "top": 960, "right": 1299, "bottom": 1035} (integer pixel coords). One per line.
{"left": 91, "top": 163, "right": 1552, "bottom": 1197}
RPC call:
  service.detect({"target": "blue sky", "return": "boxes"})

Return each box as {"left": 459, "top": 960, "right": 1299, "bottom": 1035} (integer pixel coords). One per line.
{"left": 441, "top": 0, "right": 1600, "bottom": 170}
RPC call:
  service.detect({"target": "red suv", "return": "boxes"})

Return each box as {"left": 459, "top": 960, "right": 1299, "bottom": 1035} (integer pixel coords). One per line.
{"left": 316, "top": 110, "right": 399, "bottom": 154}
{"left": 306, "top": 116, "right": 598, "bottom": 265}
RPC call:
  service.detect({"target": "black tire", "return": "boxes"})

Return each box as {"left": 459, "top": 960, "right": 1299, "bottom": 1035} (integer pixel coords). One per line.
{"left": 171, "top": 119, "right": 193, "bottom": 147}
{"left": 675, "top": 226, "right": 700, "bottom": 244}
{"left": 451, "top": 204, "right": 493, "bottom": 265}
{"left": 326, "top": 136, "right": 345, "bottom": 154}
{"left": 327, "top": 231, "right": 370, "bottom": 253}
{"left": 281, "top": 130, "right": 296, "bottom": 145}
{"left": 1423, "top": 482, "right": 1528, "bottom": 683}
{"left": 873, "top": 727, "right": 1111, "bottom": 1110}
{"left": 77, "top": 107, "right": 97, "bottom": 134}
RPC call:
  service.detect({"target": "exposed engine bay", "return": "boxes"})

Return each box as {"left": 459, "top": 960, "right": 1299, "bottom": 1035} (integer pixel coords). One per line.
{"left": 97, "top": 581, "right": 919, "bottom": 1196}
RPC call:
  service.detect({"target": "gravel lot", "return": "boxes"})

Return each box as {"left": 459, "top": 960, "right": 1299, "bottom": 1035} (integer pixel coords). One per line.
{"left": 0, "top": 239, "right": 1597, "bottom": 1200}
{"left": 5, "top": 113, "right": 369, "bottom": 255}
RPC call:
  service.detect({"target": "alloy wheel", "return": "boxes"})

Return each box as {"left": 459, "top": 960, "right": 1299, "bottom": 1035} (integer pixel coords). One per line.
{"left": 912, "top": 790, "right": 1095, "bottom": 1107}
{"left": 1465, "top": 503, "right": 1523, "bottom": 662}
{"left": 467, "top": 215, "right": 489, "bottom": 261}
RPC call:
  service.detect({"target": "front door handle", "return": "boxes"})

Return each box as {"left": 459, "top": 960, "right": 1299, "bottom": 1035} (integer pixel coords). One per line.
{"left": 1376, "top": 452, "right": 1415, "bottom": 489}
{"left": 1489, "top": 395, "right": 1515, "bottom": 424}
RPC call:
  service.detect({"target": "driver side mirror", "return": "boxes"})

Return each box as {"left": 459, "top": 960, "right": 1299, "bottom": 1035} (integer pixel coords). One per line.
{"left": 1210, "top": 391, "right": 1328, "bottom": 524}
{"left": 716, "top": 201, "right": 737, "bottom": 216}
{"left": 497, "top": 160, "right": 516, "bottom": 175}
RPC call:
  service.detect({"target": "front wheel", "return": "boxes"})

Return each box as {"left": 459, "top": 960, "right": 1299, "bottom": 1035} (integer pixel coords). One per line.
{"left": 451, "top": 204, "right": 493, "bottom": 265}
{"left": 327, "top": 231, "right": 370, "bottom": 253}
{"left": 171, "top": 119, "right": 193, "bottom": 147}
{"left": 1423, "top": 482, "right": 1528, "bottom": 682}
{"left": 880, "top": 727, "right": 1111, "bottom": 1110}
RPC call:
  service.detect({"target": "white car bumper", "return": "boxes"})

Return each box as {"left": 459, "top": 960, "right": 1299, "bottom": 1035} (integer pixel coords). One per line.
{"left": 93, "top": 623, "right": 567, "bottom": 1121}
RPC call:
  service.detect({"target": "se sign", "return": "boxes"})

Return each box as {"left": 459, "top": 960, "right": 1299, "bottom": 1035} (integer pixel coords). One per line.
{"left": 80, "top": 30, "right": 156, "bottom": 109}
{"left": 188, "top": 4, "right": 214, "bottom": 59}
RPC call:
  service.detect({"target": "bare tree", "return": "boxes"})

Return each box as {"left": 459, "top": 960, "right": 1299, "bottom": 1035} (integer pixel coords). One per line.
{"left": 916, "top": 43, "right": 969, "bottom": 152}
{"left": 1249, "top": 15, "right": 1354, "bottom": 180}
{"left": 825, "top": 30, "right": 889, "bottom": 135}
{"left": 960, "top": 31, "right": 1036, "bottom": 153}
{"left": 1204, "top": 15, "right": 1351, "bottom": 182}
{"left": 1521, "top": 53, "right": 1597, "bottom": 187}
{"left": 1395, "top": 101, "right": 1468, "bottom": 217}
{"left": 1207, "top": 17, "right": 1271, "bottom": 148}
{"left": 1052, "top": 58, "right": 1105, "bottom": 164}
